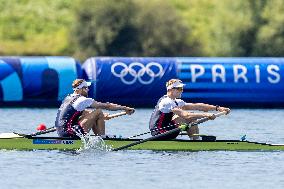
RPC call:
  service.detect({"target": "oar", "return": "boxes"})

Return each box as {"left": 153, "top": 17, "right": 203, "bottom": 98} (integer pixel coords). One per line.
{"left": 0, "top": 111, "right": 129, "bottom": 139}
{"left": 127, "top": 123, "right": 178, "bottom": 139}
{"left": 112, "top": 111, "right": 227, "bottom": 151}
{"left": 0, "top": 126, "right": 56, "bottom": 139}
{"left": 15, "top": 127, "right": 57, "bottom": 138}
{"left": 105, "top": 111, "right": 128, "bottom": 119}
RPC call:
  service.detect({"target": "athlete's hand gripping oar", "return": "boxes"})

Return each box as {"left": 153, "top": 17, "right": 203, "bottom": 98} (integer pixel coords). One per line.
{"left": 112, "top": 111, "right": 227, "bottom": 151}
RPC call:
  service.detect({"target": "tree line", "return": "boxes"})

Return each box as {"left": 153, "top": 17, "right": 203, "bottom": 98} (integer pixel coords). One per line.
{"left": 0, "top": 0, "right": 284, "bottom": 61}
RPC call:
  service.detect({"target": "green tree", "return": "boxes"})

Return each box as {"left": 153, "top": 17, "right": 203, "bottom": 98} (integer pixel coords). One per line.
{"left": 73, "top": 0, "right": 192, "bottom": 58}
{"left": 253, "top": 0, "right": 284, "bottom": 56}
{"left": 0, "top": 0, "right": 73, "bottom": 55}
{"left": 73, "top": 0, "right": 138, "bottom": 58}
{"left": 172, "top": 0, "right": 254, "bottom": 56}
{"left": 238, "top": 0, "right": 268, "bottom": 56}
{"left": 133, "top": 0, "right": 194, "bottom": 56}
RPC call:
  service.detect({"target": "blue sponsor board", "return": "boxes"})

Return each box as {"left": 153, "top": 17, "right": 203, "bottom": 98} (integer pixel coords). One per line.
{"left": 177, "top": 58, "right": 284, "bottom": 106}
{"left": 82, "top": 57, "right": 284, "bottom": 107}
{"left": 33, "top": 139, "right": 74, "bottom": 145}
{"left": 2, "top": 56, "right": 284, "bottom": 107}
{"left": 83, "top": 57, "right": 177, "bottom": 106}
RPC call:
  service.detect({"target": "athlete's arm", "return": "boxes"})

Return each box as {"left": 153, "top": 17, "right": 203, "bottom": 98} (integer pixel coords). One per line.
{"left": 172, "top": 107, "right": 216, "bottom": 122}
{"left": 90, "top": 101, "right": 135, "bottom": 115}
{"left": 182, "top": 103, "right": 217, "bottom": 112}
{"left": 182, "top": 103, "right": 230, "bottom": 114}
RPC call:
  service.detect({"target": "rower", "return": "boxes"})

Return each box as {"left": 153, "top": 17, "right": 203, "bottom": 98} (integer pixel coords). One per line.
{"left": 55, "top": 79, "right": 135, "bottom": 138}
{"left": 149, "top": 79, "right": 230, "bottom": 140}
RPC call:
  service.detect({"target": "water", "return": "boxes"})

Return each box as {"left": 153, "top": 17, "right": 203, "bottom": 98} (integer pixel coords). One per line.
{"left": 0, "top": 108, "right": 284, "bottom": 189}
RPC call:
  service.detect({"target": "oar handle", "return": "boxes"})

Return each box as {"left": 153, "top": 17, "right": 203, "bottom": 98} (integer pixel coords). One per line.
{"left": 107, "top": 111, "right": 128, "bottom": 119}
{"left": 191, "top": 111, "right": 227, "bottom": 126}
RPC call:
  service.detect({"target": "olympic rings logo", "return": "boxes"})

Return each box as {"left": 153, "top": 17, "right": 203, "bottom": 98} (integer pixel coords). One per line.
{"left": 111, "top": 62, "right": 164, "bottom": 85}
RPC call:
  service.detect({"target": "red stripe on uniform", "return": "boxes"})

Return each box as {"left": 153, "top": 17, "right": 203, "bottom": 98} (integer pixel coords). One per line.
{"left": 157, "top": 113, "right": 166, "bottom": 133}
{"left": 67, "top": 111, "right": 81, "bottom": 134}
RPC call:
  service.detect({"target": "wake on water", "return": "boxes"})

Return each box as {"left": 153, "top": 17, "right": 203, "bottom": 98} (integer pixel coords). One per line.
{"left": 75, "top": 132, "right": 113, "bottom": 153}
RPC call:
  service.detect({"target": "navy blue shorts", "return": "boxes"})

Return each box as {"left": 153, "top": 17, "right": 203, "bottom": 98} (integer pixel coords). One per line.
{"left": 151, "top": 120, "right": 180, "bottom": 140}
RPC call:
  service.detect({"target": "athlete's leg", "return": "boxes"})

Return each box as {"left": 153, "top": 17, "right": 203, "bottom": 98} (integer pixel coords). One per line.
{"left": 186, "top": 125, "right": 199, "bottom": 140}
{"left": 78, "top": 109, "right": 106, "bottom": 135}
{"left": 172, "top": 115, "right": 200, "bottom": 140}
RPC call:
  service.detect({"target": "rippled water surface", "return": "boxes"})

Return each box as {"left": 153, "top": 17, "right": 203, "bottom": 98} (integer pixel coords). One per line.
{"left": 0, "top": 108, "right": 283, "bottom": 189}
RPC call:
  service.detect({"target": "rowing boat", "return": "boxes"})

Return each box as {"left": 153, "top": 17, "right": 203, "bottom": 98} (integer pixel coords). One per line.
{"left": 0, "top": 112, "right": 282, "bottom": 151}
{"left": 0, "top": 136, "right": 284, "bottom": 151}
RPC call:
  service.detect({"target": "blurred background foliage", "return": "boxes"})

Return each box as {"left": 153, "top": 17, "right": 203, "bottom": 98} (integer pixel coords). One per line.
{"left": 0, "top": 0, "right": 284, "bottom": 61}
{"left": 0, "top": 0, "right": 74, "bottom": 55}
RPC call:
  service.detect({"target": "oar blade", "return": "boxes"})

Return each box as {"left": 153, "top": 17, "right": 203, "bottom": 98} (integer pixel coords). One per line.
{"left": 0, "top": 133, "right": 24, "bottom": 139}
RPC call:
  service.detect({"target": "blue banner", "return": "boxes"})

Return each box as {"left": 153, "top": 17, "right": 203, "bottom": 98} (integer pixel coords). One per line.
{"left": 83, "top": 57, "right": 284, "bottom": 107}
{"left": 177, "top": 58, "right": 284, "bottom": 106}
{"left": 3, "top": 57, "right": 282, "bottom": 107}
{"left": 0, "top": 57, "right": 82, "bottom": 106}
{"left": 83, "top": 57, "right": 177, "bottom": 106}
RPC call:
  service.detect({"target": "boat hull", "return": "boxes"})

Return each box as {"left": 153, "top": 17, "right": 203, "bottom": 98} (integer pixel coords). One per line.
{"left": 0, "top": 137, "right": 284, "bottom": 151}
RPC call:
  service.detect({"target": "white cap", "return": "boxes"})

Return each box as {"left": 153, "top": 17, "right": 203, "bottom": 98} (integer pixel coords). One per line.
{"left": 166, "top": 80, "right": 185, "bottom": 90}
{"left": 73, "top": 81, "right": 91, "bottom": 91}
